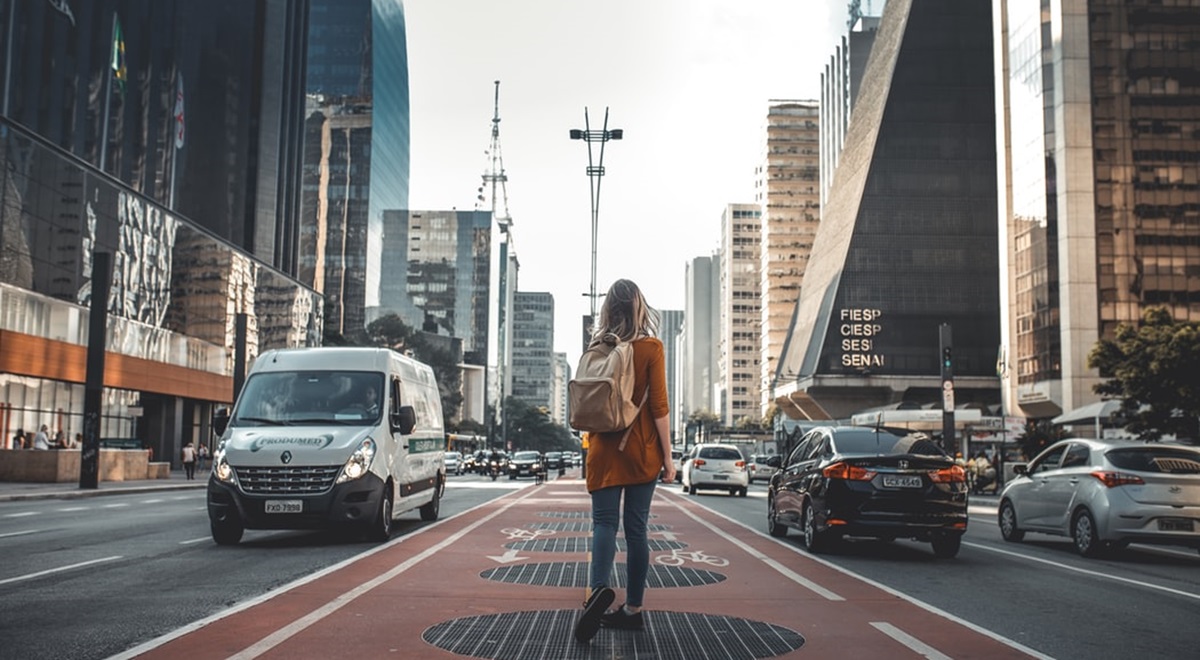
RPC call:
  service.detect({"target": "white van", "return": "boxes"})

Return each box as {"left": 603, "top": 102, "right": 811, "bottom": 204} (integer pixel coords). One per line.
{"left": 206, "top": 347, "right": 445, "bottom": 545}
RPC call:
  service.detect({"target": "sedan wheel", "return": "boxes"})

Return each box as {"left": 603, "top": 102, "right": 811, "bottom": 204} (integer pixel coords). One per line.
{"left": 767, "top": 496, "right": 788, "bottom": 538}
{"left": 802, "top": 504, "right": 830, "bottom": 554}
{"left": 1072, "top": 509, "right": 1104, "bottom": 557}
{"left": 931, "top": 534, "right": 962, "bottom": 559}
{"left": 998, "top": 500, "right": 1025, "bottom": 542}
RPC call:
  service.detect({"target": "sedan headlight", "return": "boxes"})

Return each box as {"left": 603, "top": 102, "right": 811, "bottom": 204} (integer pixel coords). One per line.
{"left": 337, "top": 438, "right": 377, "bottom": 484}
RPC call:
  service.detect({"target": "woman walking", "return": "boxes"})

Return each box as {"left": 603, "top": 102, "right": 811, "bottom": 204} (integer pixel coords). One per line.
{"left": 574, "top": 279, "right": 676, "bottom": 643}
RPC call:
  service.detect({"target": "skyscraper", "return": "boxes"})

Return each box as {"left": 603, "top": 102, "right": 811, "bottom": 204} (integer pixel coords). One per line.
{"left": 776, "top": 0, "right": 1000, "bottom": 419}
{"left": 300, "top": 0, "right": 410, "bottom": 336}
{"left": 511, "top": 291, "right": 554, "bottom": 411}
{"left": 994, "top": 0, "right": 1200, "bottom": 420}
{"left": 757, "top": 101, "right": 821, "bottom": 416}
{"left": 719, "top": 204, "right": 763, "bottom": 426}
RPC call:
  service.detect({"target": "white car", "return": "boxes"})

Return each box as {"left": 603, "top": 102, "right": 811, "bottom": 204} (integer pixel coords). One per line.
{"left": 682, "top": 443, "right": 749, "bottom": 496}
{"left": 444, "top": 451, "right": 463, "bottom": 475}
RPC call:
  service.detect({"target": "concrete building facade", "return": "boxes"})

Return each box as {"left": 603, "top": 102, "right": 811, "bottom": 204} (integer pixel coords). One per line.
{"left": 719, "top": 204, "right": 763, "bottom": 426}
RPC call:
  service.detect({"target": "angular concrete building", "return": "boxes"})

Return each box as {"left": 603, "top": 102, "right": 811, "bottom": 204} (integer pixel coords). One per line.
{"left": 775, "top": 0, "right": 1001, "bottom": 419}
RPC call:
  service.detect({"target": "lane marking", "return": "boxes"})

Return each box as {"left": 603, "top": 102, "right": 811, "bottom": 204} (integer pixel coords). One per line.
{"left": 871, "top": 622, "right": 952, "bottom": 660}
{"left": 963, "top": 541, "right": 1200, "bottom": 602}
{"left": 102, "top": 503, "right": 130, "bottom": 508}
{"left": 0, "top": 529, "right": 40, "bottom": 539}
{"left": 57, "top": 507, "right": 88, "bottom": 512}
{"left": 3, "top": 511, "right": 36, "bottom": 518}
{"left": 0, "top": 556, "right": 123, "bottom": 586}
{"left": 112, "top": 486, "right": 540, "bottom": 660}
{"left": 661, "top": 494, "right": 844, "bottom": 601}
{"left": 142, "top": 499, "right": 165, "bottom": 504}
{"left": 179, "top": 537, "right": 211, "bottom": 545}
{"left": 677, "top": 494, "right": 1053, "bottom": 659}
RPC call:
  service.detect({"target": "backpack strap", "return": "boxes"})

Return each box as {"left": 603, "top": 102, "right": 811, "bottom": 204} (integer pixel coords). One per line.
{"left": 616, "top": 387, "right": 650, "bottom": 451}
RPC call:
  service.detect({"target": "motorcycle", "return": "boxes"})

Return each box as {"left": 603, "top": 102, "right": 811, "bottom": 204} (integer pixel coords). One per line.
{"left": 489, "top": 459, "right": 502, "bottom": 481}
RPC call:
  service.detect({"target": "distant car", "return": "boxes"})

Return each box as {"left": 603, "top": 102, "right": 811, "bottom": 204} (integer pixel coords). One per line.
{"left": 748, "top": 454, "right": 778, "bottom": 484}
{"left": 682, "top": 444, "right": 749, "bottom": 496}
{"left": 998, "top": 439, "right": 1200, "bottom": 557}
{"left": 508, "top": 450, "right": 544, "bottom": 479}
{"left": 543, "top": 451, "right": 564, "bottom": 470}
{"left": 444, "top": 451, "right": 463, "bottom": 476}
{"left": 766, "top": 425, "right": 968, "bottom": 558}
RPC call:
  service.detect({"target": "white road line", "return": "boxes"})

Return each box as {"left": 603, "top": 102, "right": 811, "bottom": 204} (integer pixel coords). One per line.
{"left": 3, "top": 511, "right": 36, "bottom": 518}
{"left": 0, "top": 556, "right": 123, "bottom": 586}
{"left": 112, "top": 487, "right": 542, "bottom": 660}
{"left": 142, "top": 499, "right": 165, "bottom": 504}
{"left": 57, "top": 507, "right": 88, "bottom": 512}
{"left": 661, "top": 494, "right": 844, "bottom": 601}
{"left": 871, "top": 622, "right": 952, "bottom": 660}
{"left": 0, "top": 529, "right": 40, "bottom": 539}
{"left": 102, "top": 502, "right": 130, "bottom": 508}
{"left": 964, "top": 541, "right": 1200, "bottom": 602}
{"left": 179, "top": 537, "right": 211, "bottom": 545}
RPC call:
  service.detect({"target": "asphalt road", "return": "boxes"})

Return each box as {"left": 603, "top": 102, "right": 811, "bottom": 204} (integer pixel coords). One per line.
{"left": 677, "top": 482, "right": 1200, "bottom": 660}
{"left": 3, "top": 475, "right": 1199, "bottom": 659}
{"left": 0, "top": 474, "right": 526, "bottom": 660}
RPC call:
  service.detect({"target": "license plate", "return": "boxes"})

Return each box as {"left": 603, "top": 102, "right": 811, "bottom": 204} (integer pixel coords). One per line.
{"left": 265, "top": 500, "right": 302, "bottom": 514}
{"left": 1158, "top": 518, "right": 1194, "bottom": 532}
{"left": 883, "top": 475, "right": 923, "bottom": 488}
{"left": 713, "top": 474, "right": 729, "bottom": 480}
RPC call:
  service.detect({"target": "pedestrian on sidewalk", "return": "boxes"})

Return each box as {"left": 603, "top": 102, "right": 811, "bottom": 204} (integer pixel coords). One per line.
{"left": 182, "top": 442, "right": 197, "bottom": 480}
{"left": 197, "top": 443, "right": 209, "bottom": 471}
{"left": 33, "top": 425, "right": 51, "bottom": 450}
{"left": 574, "top": 279, "right": 676, "bottom": 644}
{"left": 12, "top": 428, "right": 27, "bottom": 450}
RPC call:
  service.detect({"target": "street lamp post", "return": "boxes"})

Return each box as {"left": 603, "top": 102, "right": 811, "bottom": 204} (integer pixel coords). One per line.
{"left": 569, "top": 108, "right": 623, "bottom": 326}
{"left": 570, "top": 108, "right": 622, "bottom": 481}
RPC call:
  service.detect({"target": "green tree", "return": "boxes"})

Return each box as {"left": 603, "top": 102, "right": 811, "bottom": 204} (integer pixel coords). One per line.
{"left": 1015, "top": 419, "right": 1067, "bottom": 462}
{"left": 504, "top": 396, "right": 573, "bottom": 452}
{"left": 1087, "top": 307, "right": 1200, "bottom": 441}
{"left": 687, "top": 409, "right": 722, "bottom": 444}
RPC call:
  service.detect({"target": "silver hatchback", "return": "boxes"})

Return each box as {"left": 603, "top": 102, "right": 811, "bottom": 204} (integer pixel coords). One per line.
{"left": 682, "top": 444, "right": 749, "bottom": 496}
{"left": 998, "top": 439, "right": 1200, "bottom": 557}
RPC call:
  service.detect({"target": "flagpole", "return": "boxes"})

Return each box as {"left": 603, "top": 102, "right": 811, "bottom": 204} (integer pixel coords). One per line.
{"left": 100, "top": 13, "right": 116, "bottom": 172}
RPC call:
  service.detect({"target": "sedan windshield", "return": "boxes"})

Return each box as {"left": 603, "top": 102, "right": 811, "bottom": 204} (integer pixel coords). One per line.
{"left": 513, "top": 451, "right": 540, "bottom": 460}
{"left": 1106, "top": 447, "right": 1200, "bottom": 473}
{"left": 834, "top": 429, "right": 946, "bottom": 457}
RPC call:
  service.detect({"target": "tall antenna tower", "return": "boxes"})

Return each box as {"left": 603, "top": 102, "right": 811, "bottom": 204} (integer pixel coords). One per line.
{"left": 477, "top": 81, "right": 514, "bottom": 449}
{"left": 477, "top": 80, "right": 512, "bottom": 230}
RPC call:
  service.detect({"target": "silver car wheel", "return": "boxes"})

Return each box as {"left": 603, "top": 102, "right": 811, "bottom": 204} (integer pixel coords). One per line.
{"left": 1072, "top": 509, "right": 1102, "bottom": 557}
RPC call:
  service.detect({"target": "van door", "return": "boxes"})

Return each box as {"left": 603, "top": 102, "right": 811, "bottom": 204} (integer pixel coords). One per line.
{"left": 395, "top": 376, "right": 442, "bottom": 506}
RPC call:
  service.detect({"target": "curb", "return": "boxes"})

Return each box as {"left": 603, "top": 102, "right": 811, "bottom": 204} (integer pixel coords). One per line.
{"left": 0, "top": 481, "right": 208, "bottom": 502}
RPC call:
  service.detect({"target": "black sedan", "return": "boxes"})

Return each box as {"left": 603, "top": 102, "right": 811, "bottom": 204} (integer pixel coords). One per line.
{"left": 507, "top": 450, "right": 544, "bottom": 479}
{"left": 766, "top": 425, "right": 968, "bottom": 558}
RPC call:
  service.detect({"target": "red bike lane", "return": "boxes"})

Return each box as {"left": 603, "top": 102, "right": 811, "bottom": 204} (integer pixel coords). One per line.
{"left": 126, "top": 478, "right": 1044, "bottom": 659}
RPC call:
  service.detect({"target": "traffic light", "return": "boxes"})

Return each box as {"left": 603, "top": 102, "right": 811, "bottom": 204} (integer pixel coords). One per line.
{"left": 942, "top": 346, "right": 952, "bottom": 370}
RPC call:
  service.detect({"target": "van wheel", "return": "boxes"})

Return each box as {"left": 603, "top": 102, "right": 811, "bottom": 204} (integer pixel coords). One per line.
{"left": 419, "top": 477, "right": 442, "bottom": 521}
{"left": 367, "top": 489, "right": 394, "bottom": 542}
{"left": 211, "top": 516, "right": 244, "bottom": 546}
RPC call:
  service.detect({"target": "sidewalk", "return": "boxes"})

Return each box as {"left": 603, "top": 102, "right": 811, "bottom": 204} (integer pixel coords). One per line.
{"left": 0, "top": 471, "right": 208, "bottom": 501}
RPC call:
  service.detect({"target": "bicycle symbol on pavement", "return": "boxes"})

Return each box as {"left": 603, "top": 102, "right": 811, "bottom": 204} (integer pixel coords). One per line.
{"left": 654, "top": 548, "right": 729, "bottom": 567}
{"left": 500, "top": 527, "right": 556, "bottom": 541}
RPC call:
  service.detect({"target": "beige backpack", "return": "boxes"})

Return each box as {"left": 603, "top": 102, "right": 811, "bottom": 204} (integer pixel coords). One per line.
{"left": 569, "top": 333, "right": 646, "bottom": 449}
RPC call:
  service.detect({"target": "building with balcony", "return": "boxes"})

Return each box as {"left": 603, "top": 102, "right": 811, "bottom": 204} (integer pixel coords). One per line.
{"left": 719, "top": 204, "right": 763, "bottom": 426}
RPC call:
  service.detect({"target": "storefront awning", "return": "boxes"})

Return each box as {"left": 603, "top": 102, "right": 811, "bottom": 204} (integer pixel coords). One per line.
{"left": 1051, "top": 400, "right": 1123, "bottom": 426}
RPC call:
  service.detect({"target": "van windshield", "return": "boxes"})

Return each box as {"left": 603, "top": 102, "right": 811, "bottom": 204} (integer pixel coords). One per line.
{"left": 233, "top": 371, "right": 385, "bottom": 426}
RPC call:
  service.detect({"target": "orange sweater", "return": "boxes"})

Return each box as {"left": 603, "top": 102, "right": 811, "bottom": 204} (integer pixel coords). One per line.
{"left": 584, "top": 337, "right": 670, "bottom": 492}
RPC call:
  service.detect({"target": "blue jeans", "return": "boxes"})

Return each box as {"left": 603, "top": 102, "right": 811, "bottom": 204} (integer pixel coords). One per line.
{"left": 589, "top": 480, "right": 657, "bottom": 607}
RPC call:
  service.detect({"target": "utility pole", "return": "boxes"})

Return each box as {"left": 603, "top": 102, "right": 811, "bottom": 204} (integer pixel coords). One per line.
{"left": 940, "top": 324, "right": 956, "bottom": 455}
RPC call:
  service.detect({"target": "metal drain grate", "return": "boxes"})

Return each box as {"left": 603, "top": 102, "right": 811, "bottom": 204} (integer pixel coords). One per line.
{"left": 422, "top": 609, "right": 805, "bottom": 660}
{"left": 507, "top": 538, "right": 685, "bottom": 553}
{"left": 528, "top": 521, "right": 671, "bottom": 533}
{"left": 538, "top": 511, "right": 659, "bottom": 520}
{"left": 482, "top": 562, "right": 725, "bottom": 589}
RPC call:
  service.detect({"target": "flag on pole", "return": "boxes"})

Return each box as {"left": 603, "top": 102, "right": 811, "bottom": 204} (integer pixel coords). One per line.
{"left": 111, "top": 14, "right": 126, "bottom": 95}
{"left": 173, "top": 74, "right": 185, "bottom": 150}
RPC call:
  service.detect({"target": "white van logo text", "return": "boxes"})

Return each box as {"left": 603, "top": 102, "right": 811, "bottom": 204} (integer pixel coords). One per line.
{"left": 249, "top": 435, "right": 335, "bottom": 452}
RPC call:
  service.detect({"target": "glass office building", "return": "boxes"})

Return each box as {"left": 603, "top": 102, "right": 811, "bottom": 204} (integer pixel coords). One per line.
{"left": 776, "top": 0, "right": 1001, "bottom": 419}
{"left": 0, "top": 1, "right": 320, "bottom": 458}
{"left": 995, "top": 0, "right": 1200, "bottom": 419}
{"left": 300, "top": 0, "right": 410, "bottom": 335}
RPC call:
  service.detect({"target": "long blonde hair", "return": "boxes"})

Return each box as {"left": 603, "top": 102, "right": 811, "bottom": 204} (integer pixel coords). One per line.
{"left": 591, "top": 279, "right": 660, "bottom": 343}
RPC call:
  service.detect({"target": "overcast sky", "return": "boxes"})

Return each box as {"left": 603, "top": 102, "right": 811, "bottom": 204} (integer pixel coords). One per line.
{"left": 404, "top": 0, "right": 851, "bottom": 363}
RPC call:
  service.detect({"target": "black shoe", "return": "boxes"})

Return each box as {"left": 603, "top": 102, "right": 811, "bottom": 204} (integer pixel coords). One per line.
{"left": 574, "top": 586, "right": 614, "bottom": 643}
{"left": 600, "top": 604, "right": 644, "bottom": 631}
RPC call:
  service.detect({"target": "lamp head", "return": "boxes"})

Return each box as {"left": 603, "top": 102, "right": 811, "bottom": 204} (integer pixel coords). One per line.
{"left": 569, "top": 129, "right": 584, "bottom": 140}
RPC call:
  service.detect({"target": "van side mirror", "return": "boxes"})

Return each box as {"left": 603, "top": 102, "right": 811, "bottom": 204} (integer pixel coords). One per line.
{"left": 766, "top": 456, "right": 782, "bottom": 469}
{"left": 393, "top": 405, "right": 416, "bottom": 435}
{"left": 212, "top": 407, "right": 230, "bottom": 436}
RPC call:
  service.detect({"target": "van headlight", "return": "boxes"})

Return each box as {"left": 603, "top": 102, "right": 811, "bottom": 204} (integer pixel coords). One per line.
{"left": 337, "top": 438, "right": 376, "bottom": 484}
{"left": 213, "top": 449, "right": 236, "bottom": 484}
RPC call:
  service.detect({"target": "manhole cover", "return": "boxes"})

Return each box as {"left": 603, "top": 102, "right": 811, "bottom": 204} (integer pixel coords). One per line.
{"left": 507, "top": 538, "right": 685, "bottom": 553}
{"left": 529, "top": 521, "right": 671, "bottom": 533}
{"left": 538, "top": 511, "right": 658, "bottom": 520}
{"left": 482, "top": 562, "right": 725, "bottom": 588}
{"left": 423, "top": 609, "right": 805, "bottom": 659}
